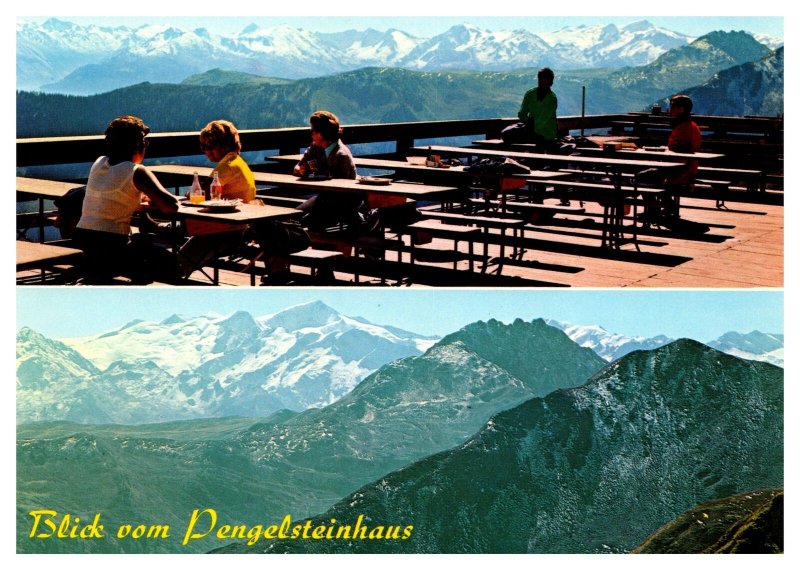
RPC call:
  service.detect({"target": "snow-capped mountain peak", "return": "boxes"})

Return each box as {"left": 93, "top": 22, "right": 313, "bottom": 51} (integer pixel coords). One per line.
{"left": 260, "top": 300, "right": 340, "bottom": 332}
{"left": 17, "top": 18, "right": 705, "bottom": 93}
{"left": 19, "top": 304, "right": 438, "bottom": 424}
{"left": 545, "top": 319, "right": 782, "bottom": 367}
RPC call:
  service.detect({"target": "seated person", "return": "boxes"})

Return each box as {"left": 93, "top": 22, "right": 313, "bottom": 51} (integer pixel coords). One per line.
{"left": 183, "top": 120, "right": 308, "bottom": 285}
{"left": 666, "top": 94, "right": 703, "bottom": 186}
{"left": 293, "top": 110, "right": 357, "bottom": 180}
{"left": 177, "top": 120, "right": 257, "bottom": 278}
{"left": 501, "top": 67, "right": 558, "bottom": 148}
{"left": 74, "top": 115, "right": 179, "bottom": 282}
{"left": 200, "top": 119, "right": 257, "bottom": 203}
{"left": 294, "top": 111, "right": 364, "bottom": 236}
{"left": 642, "top": 94, "right": 702, "bottom": 224}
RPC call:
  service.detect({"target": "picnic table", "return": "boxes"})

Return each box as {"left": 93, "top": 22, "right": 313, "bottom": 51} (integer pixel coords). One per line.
{"left": 16, "top": 177, "right": 82, "bottom": 242}
{"left": 576, "top": 146, "right": 724, "bottom": 162}
{"left": 414, "top": 145, "right": 686, "bottom": 250}
{"left": 414, "top": 145, "right": 685, "bottom": 175}
{"left": 266, "top": 154, "right": 572, "bottom": 208}
{"left": 149, "top": 165, "right": 461, "bottom": 208}
{"left": 17, "top": 240, "right": 83, "bottom": 283}
{"left": 173, "top": 200, "right": 303, "bottom": 286}
{"left": 176, "top": 201, "right": 301, "bottom": 225}
{"left": 266, "top": 153, "right": 565, "bottom": 183}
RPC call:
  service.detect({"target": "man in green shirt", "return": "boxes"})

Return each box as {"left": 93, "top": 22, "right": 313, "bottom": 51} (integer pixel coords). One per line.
{"left": 502, "top": 67, "right": 558, "bottom": 147}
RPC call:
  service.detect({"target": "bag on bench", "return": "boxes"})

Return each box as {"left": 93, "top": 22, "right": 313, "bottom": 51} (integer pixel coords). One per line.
{"left": 464, "top": 157, "right": 531, "bottom": 176}
{"left": 53, "top": 185, "right": 86, "bottom": 239}
{"left": 255, "top": 220, "right": 311, "bottom": 256}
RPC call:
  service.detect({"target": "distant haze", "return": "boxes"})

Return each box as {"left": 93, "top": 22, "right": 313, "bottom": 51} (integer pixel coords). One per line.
{"left": 16, "top": 15, "right": 784, "bottom": 40}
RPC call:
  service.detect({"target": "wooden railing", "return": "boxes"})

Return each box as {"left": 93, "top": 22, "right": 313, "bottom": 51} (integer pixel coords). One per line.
{"left": 16, "top": 112, "right": 782, "bottom": 172}
{"left": 16, "top": 115, "right": 629, "bottom": 168}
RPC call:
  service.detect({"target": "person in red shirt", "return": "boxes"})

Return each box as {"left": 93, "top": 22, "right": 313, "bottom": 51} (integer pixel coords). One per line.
{"left": 642, "top": 94, "right": 702, "bottom": 225}
{"left": 666, "top": 94, "right": 703, "bottom": 189}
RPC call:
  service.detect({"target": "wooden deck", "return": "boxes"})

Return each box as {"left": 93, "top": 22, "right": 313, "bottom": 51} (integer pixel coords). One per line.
{"left": 152, "top": 192, "right": 781, "bottom": 289}
{"left": 503, "top": 195, "right": 783, "bottom": 288}
{"left": 17, "top": 115, "right": 783, "bottom": 288}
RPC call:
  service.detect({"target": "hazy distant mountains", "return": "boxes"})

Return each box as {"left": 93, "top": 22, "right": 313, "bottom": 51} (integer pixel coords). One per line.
{"left": 546, "top": 320, "right": 783, "bottom": 366}
{"left": 707, "top": 330, "right": 784, "bottom": 367}
{"left": 17, "top": 18, "right": 708, "bottom": 94}
{"left": 16, "top": 303, "right": 784, "bottom": 427}
{"left": 16, "top": 301, "right": 436, "bottom": 424}
{"left": 224, "top": 339, "right": 782, "bottom": 554}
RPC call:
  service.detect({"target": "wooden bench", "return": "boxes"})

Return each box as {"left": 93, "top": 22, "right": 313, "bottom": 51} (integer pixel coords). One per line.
{"left": 558, "top": 166, "right": 742, "bottom": 206}
{"left": 419, "top": 210, "right": 526, "bottom": 272}
{"left": 507, "top": 179, "right": 665, "bottom": 250}
{"left": 469, "top": 197, "right": 586, "bottom": 223}
{"left": 697, "top": 166, "right": 765, "bottom": 192}
{"left": 16, "top": 177, "right": 83, "bottom": 242}
{"left": 257, "top": 195, "right": 306, "bottom": 208}
{"left": 695, "top": 179, "right": 732, "bottom": 209}
{"left": 398, "top": 220, "right": 482, "bottom": 272}
{"left": 289, "top": 248, "right": 344, "bottom": 283}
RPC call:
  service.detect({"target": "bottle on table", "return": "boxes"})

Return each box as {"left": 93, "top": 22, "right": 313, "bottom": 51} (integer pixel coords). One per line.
{"left": 210, "top": 171, "right": 222, "bottom": 201}
{"left": 426, "top": 146, "right": 436, "bottom": 167}
{"left": 189, "top": 171, "right": 205, "bottom": 204}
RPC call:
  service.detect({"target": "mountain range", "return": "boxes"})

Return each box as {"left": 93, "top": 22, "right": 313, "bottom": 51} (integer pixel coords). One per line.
{"left": 17, "top": 19, "right": 711, "bottom": 94}
{"left": 16, "top": 307, "right": 784, "bottom": 553}
{"left": 16, "top": 30, "right": 780, "bottom": 138}
{"left": 658, "top": 46, "right": 784, "bottom": 117}
{"left": 16, "top": 301, "right": 437, "bottom": 424}
{"left": 16, "top": 303, "right": 785, "bottom": 427}
{"left": 17, "top": 317, "right": 607, "bottom": 553}
{"left": 220, "top": 339, "right": 782, "bottom": 554}
{"left": 546, "top": 320, "right": 783, "bottom": 367}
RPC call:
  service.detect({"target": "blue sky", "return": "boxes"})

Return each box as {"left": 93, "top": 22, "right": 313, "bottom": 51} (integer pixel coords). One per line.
{"left": 16, "top": 288, "right": 783, "bottom": 342}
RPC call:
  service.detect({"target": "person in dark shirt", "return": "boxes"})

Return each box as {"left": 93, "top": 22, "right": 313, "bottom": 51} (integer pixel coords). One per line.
{"left": 293, "top": 110, "right": 357, "bottom": 179}
{"left": 295, "top": 111, "right": 364, "bottom": 235}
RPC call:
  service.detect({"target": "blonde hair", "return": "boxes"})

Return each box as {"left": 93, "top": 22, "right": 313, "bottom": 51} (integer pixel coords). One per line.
{"left": 199, "top": 120, "right": 242, "bottom": 154}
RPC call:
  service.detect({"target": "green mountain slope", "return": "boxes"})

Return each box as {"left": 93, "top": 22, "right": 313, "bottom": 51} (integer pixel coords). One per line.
{"left": 17, "top": 319, "right": 604, "bottom": 553}
{"left": 220, "top": 339, "right": 782, "bottom": 554}
{"left": 180, "top": 68, "right": 294, "bottom": 87}
{"left": 632, "top": 488, "right": 783, "bottom": 553}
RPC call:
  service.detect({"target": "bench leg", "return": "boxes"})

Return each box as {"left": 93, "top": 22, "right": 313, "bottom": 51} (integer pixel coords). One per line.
{"left": 481, "top": 228, "right": 489, "bottom": 274}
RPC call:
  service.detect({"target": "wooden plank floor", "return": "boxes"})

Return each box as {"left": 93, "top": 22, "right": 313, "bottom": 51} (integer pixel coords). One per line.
{"left": 543, "top": 196, "right": 779, "bottom": 287}
{"left": 177, "top": 193, "right": 782, "bottom": 288}
{"left": 21, "top": 194, "right": 779, "bottom": 288}
{"left": 379, "top": 194, "right": 783, "bottom": 288}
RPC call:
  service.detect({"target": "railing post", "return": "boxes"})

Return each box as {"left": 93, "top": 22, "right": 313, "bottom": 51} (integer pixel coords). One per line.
{"left": 396, "top": 135, "right": 414, "bottom": 157}
{"left": 279, "top": 145, "right": 301, "bottom": 156}
{"left": 487, "top": 121, "right": 505, "bottom": 140}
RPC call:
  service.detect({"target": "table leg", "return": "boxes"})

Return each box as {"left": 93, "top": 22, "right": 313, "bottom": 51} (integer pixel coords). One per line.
{"left": 38, "top": 198, "right": 45, "bottom": 243}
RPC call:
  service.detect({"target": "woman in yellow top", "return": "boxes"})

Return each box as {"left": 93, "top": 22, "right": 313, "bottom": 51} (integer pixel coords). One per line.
{"left": 178, "top": 120, "right": 257, "bottom": 278}
{"left": 199, "top": 120, "right": 257, "bottom": 203}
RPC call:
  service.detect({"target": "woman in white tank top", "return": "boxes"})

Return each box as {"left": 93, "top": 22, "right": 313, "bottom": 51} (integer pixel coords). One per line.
{"left": 74, "top": 115, "right": 179, "bottom": 282}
